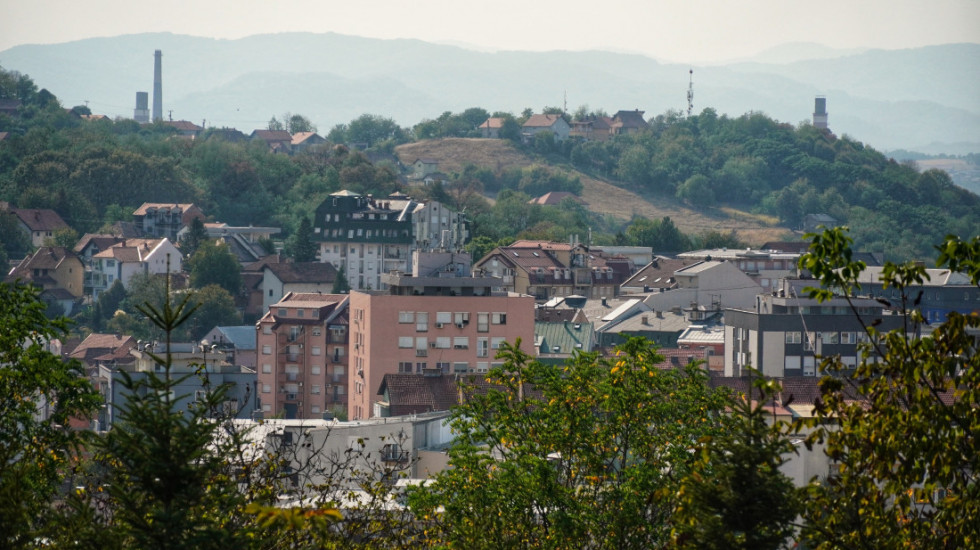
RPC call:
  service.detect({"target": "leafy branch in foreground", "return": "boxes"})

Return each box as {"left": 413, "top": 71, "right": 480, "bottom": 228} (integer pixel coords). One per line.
{"left": 795, "top": 227, "right": 980, "bottom": 548}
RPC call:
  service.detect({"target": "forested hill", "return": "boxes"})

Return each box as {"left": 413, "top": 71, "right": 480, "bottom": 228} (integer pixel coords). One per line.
{"left": 0, "top": 66, "right": 977, "bottom": 265}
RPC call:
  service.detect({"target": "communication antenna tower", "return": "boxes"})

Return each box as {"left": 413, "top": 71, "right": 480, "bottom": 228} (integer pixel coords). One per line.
{"left": 686, "top": 69, "right": 694, "bottom": 117}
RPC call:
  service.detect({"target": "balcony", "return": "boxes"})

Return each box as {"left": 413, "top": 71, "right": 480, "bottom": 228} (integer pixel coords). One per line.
{"left": 381, "top": 444, "right": 409, "bottom": 463}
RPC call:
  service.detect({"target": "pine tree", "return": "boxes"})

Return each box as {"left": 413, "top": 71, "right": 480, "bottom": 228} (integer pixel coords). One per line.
{"left": 332, "top": 265, "right": 350, "bottom": 294}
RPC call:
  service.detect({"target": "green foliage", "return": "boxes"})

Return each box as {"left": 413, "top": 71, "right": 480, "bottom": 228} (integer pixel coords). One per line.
{"left": 286, "top": 216, "right": 318, "bottom": 262}
{"left": 188, "top": 240, "right": 243, "bottom": 296}
{"left": 0, "top": 282, "right": 100, "bottom": 548}
{"left": 179, "top": 216, "right": 209, "bottom": 257}
{"left": 675, "top": 173, "right": 715, "bottom": 207}
{"left": 182, "top": 284, "right": 241, "bottom": 341}
{"left": 795, "top": 227, "right": 980, "bottom": 547}
{"left": 674, "top": 373, "right": 801, "bottom": 549}
{"left": 412, "top": 337, "right": 730, "bottom": 548}
{"left": 332, "top": 265, "right": 350, "bottom": 294}
{"left": 623, "top": 216, "right": 691, "bottom": 253}
{"left": 0, "top": 209, "right": 32, "bottom": 258}
{"left": 43, "top": 226, "right": 79, "bottom": 248}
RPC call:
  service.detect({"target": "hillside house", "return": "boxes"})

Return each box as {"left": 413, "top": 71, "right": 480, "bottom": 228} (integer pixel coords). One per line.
{"left": 5, "top": 246, "right": 84, "bottom": 312}
{"left": 251, "top": 129, "right": 293, "bottom": 153}
{"left": 569, "top": 115, "right": 614, "bottom": 141}
{"left": 9, "top": 208, "right": 69, "bottom": 247}
{"left": 522, "top": 114, "right": 571, "bottom": 142}
{"left": 610, "top": 110, "right": 649, "bottom": 135}
{"left": 132, "top": 203, "right": 205, "bottom": 241}
{"left": 161, "top": 120, "right": 203, "bottom": 139}
{"left": 478, "top": 117, "right": 505, "bottom": 138}
{"left": 291, "top": 132, "right": 327, "bottom": 154}
{"left": 89, "top": 238, "right": 182, "bottom": 298}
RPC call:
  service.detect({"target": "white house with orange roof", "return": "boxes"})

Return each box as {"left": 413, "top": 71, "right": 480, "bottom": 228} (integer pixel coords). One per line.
{"left": 89, "top": 238, "right": 182, "bottom": 298}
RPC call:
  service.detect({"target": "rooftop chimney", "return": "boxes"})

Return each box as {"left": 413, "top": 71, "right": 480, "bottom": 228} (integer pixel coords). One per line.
{"left": 152, "top": 50, "right": 163, "bottom": 122}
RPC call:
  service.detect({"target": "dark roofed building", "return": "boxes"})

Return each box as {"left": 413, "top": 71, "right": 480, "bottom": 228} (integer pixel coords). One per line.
{"left": 10, "top": 208, "right": 69, "bottom": 247}
{"left": 161, "top": 120, "right": 203, "bottom": 138}
{"left": 260, "top": 261, "right": 339, "bottom": 312}
{"left": 610, "top": 110, "right": 648, "bottom": 135}
{"left": 377, "top": 373, "right": 460, "bottom": 416}
{"left": 251, "top": 129, "right": 293, "bottom": 153}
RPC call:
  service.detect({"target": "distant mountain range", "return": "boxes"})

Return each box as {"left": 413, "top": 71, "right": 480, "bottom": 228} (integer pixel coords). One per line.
{"left": 1, "top": 33, "right": 977, "bottom": 154}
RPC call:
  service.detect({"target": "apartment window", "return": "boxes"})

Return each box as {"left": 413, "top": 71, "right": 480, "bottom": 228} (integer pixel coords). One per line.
{"left": 491, "top": 312, "right": 507, "bottom": 325}
{"left": 476, "top": 362, "right": 489, "bottom": 373}
{"left": 312, "top": 365, "right": 321, "bottom": 375}
{"left": 436, "top": 311, "right": 452, "bottom": 325}
{"left": 477, "top": 312, "right": 489, "bottom": 332}
{"left": 415, "top": 362, "right": 427, "bottom": 373}
{"left": 784, "top": 356, "right": 801, "bottom": 372}
{"left": 312, "top": 327, "right": 322, "bottom": 336}
{"left": 263, "top": 325, "right": 272, "bottom": 335}
{"left": 436, "top": 361, "right": 450, "bottom": 373}
{"left": 312, "top": 309, "right": 319, "bottom": 319}
{"left": 416, "top": 311, "right": 429, "bottom": 332}
{"left": 311, "top": 385, "right": 320, "bottom": 395}
{"left": 312, "top": 406, "right": 321, "bottom": 414}
{"left": 454, "top": 312, "right": 470, "bottom": 326}
{"left": 288, "top": 326, "right": 301, "bottom": 342}
{"left": 841, "top": 332, "right": 857, "bottom": 344}
{"left": 477, "top": 338, "right": 489, "bottom": 358}
{"left": 262, "top": 345, "right": 271, "bottom": 355}
{"left": 453, "top": 337, "right": 469, "bottom": 349}
{"left": 398, "top": 337, "right": 413, "bottom": 348}
{"left": 821, "top": 332, "right": 840, "bottom": 344}
{"left": 279, "top": 308, "right": 287, "bottom": 316}
{"left": 312, "top": 346, "right": 321, "bottom": 356}
{"left": 262, "top": 364, "right": 271, "bottom": 374}
{"left": 262, "top": 384, "right": 271, "bottom": 393}
{"left": 785, "top": 331, "right": 802, "bottom": 344}
{"left": 803, "top": 357, "right": 816, "bottom": 376}
{"left": 296, "top": 309, "right": 304, "bottom": 318}
{"left": 435, "top": 337, "right": 451, "bottom": 349}
{"left": 262, "top": 404, "right": 271, "bottom": 412}
{"left": 399, "top": 311, "right": 414, "bottom": 323}
{"left": 491, "top": 337, "right": 505, "bottom": 350}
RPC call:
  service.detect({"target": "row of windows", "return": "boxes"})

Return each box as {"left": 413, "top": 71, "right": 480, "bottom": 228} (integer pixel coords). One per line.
{"left": 275, "top": 308, "right": 321, "bottom": 319}
{"left": 398, "top": 311, "right": 506, "bottom": 331}
{"left": 397, "top": 336, "right": 503, "bottom": 356}
{"left": 398, "top": 361, "right": 494, "bottom": 374}
{"left": 261, "top": 364, "right": 345, "bottom": 378}
{"left": 784, "top": 331, "right": 863, "bottom": 346}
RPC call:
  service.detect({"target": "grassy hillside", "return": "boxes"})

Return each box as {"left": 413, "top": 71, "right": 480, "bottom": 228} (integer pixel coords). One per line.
{"left": 395, "top": 138, "right": 789, "bottom": 245}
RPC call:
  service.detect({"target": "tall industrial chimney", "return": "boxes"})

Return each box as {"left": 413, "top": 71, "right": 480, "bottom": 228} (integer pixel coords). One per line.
{"left": 134, "top": 91, "right": 149, "bottom": 123}
{"left": 152, "top": 50, "right": 163, "bottom": 122}
{"left": 813, "top": 96, "right": 828, "bottom": 130}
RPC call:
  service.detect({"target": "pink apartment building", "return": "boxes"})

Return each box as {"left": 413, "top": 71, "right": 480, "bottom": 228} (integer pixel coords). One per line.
{"left": 256, "top": 293, "right": 349, "bottom": 419}
{"left": 347, "top": 272, "right": 535, "bottom": 420}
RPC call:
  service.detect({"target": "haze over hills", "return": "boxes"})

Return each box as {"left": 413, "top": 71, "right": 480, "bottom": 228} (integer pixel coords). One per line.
{"left": 1, "top": 32, "right": 977, "bottom": 154}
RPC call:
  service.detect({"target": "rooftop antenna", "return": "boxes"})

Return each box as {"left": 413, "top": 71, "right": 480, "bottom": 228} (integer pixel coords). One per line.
{"left": 686, "top": 69, "right": 694, "bottom": 117}
{"left": 563, "top": 90, "right": 568, "bottom": 116}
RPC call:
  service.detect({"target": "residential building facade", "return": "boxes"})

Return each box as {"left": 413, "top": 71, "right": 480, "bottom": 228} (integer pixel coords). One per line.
{"left": 132, "top": 203, "right": 204, "bottom": 241}
{"left": 347, "top": 272, "right": 534, "bottom": 421}
{"left": 89, "top": 238, "right": 182, "bottom": 298}
{"left": 723, "top": 280, "right": 906, "bottom": 378}
{"left": 312, "top": 190, "right": 468, "bottom": 291}
{"left": 255, "top": 293, "right": 350, "bottom": 419}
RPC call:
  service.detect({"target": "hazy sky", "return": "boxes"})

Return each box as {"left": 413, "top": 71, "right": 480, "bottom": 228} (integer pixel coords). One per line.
{"left": 2, "top": 0, "right": 978, "bottom": 63}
